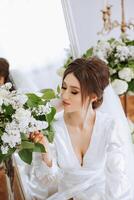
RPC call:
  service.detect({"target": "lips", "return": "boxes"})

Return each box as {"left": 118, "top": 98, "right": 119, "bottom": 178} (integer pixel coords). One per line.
{"left": 63, "top": 101, "right": 71, "bottom": 106}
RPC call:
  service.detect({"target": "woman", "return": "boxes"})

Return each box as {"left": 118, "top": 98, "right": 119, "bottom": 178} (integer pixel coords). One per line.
{"left": 0, "top": 57, "right": 9, "bottom": 85}
{"left": 29, "top": 57, "right": 134, "bottom": 200}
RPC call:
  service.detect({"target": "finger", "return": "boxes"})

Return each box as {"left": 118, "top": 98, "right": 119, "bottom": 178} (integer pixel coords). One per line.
{"left": 29, "top": 133, "right": 36, "bottom": 140}
{"left": 34, "top": 131, "right": 41, "bottom": 135}
{"left": 34, "top": 134, "right": 44, "bottom": 143}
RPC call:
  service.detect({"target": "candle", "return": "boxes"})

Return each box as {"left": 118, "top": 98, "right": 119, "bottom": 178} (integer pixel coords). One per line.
{"left": 103, "top": 0, "right": 107, "bottom": 11}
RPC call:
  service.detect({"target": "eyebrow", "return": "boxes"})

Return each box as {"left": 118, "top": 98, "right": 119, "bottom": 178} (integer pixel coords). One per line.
{"left": 70, "top": 86, "right": 80, "bottom": 90}
{"left": 62, "top": 81, "right": 80, "bottom": 90}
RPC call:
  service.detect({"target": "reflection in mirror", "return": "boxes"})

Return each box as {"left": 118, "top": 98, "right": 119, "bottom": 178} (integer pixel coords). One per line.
{"left": 0, "top": 0, "right": 70, "bottom": 199}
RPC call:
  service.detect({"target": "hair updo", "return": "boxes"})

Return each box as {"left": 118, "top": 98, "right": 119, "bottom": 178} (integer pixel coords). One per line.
{"left": 63, "top": 57, "right": 110, "bottom": 109}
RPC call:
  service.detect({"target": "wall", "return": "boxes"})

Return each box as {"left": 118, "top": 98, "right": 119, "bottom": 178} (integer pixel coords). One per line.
{"left": 62, "top": 0, "right": 134, "bottom": 56}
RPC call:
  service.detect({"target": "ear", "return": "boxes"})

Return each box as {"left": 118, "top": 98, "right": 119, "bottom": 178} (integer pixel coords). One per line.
{"left": 91, "top": 93, "right": 98, "bottom": 103}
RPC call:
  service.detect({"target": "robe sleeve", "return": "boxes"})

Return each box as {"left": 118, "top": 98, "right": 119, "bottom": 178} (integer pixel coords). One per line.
{"left": 27, "top": 142, "right": 60, "bottom": 200}
{"left": 31, "top": 142, "right": 60, "bottom": 185}
{"left": 104, "top": 121, "right": 133, "bottom": 200}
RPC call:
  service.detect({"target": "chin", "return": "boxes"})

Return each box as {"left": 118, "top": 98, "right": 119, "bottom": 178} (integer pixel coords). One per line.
{"left": 64, "top": 107, "right": 76, "bottom": 114}
{"left": 63, "top": 107, "right": 73, "bottom": 113}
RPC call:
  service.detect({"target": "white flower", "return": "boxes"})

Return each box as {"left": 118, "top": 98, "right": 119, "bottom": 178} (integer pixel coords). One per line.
{"left": 32, "top": 103, "right": 52, "bottom": 116}
{"left": 35, "top": 121, "right": 48, "bottom": 130}
{"left": 118, "top": 67, "right": 134, "bottom": 82}
{"left": 5, "top": 121, "right": 19, "bottom": 132}
{"left": 28, "top": 119, "right": 48, "bottom": 132}
{"left": 109, "top": 68, "right": 117, "bottom": 75}
{"left": 115, "top": 46, "right": 130, "bottom": 61}
{"left": 0, "top": 98, "right": 3, "bottom": 106}
{"left": 1, "top": 130, "right": 21, "bottom": 148}
{"left": 14, "top": 108, "right": 31, "bottom": 122}
{"left": 15, "top": 93, "right": 28, "bottom": 105}
{"left": 1, "top": 145, "right": 9, "bottom": 154}
{"left": 111, "top": 79, "right": 128, "bottom": 95}
{"left": 11, "top": 93, "right": 28, "bottom": 109}
{"left": 128, "top": 46, "right": 134, "bottom": 59}
{"left": 0, "top": 88, "right": 9, "bottom": 105}
{"left": 1, "top": 82, "right": 12, "bottom": 90}
{"left": 93, "top": 40, "right": 111, "bottom": 63}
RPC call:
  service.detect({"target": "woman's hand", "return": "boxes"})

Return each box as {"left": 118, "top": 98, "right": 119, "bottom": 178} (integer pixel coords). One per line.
{"left": 30, "top": 131, "right": 46, "bottom": 146}
{"left": 29, "top": 131, "right": 52, "bottom": 167}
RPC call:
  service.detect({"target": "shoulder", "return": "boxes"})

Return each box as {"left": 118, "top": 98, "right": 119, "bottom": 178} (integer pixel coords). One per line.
{"left": 97, "top": 111, "right": 124, "bottom": 145}
{"left": 97, "top": 110, "right": 116, "bottom": 126}
{"left": 96, "top": 110, "right": 117, "bottom": 133}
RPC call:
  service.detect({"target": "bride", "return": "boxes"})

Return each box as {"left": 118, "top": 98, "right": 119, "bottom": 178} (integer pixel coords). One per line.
{"left": 27, "top": 57, "right": 134, "bottom": 200}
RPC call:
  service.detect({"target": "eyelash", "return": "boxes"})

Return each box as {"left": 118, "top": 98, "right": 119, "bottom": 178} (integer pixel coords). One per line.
{"left": 71, "top": 91, "right": 78, "bottom": 95}
{"left": 61, "top": 86, "right": 79, "bottom": 95}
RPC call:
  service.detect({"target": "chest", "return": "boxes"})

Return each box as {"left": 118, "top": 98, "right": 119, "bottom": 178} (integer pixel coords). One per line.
{"left": 55, "top": 114, "right": 109, "bottom": 169}
{"left": 67, "top": 126, "right": 92, "bottom": 159}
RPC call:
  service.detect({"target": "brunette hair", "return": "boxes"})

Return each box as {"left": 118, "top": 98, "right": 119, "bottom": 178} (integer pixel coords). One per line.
{"left": 0, "top": 58, "right": 9, "bottom": 83}
{"left": 63, "top": 57, "right": 110, "bottom": 109}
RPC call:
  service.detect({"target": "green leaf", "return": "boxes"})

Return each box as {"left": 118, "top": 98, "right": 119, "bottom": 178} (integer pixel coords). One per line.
{"left": 108, "top": 38, "right": 116, "bottom": 44}
{"left": 128, "top": 80, "right": 134, "bottom": 92}
{"left": 0, "top": 147, "right": 16, "bottom": 163}
{"left": 57, "top": 85, "right": 60, "bottom": 94}
{"left": 128, "top": 60, "right": 134, "bottom": 68}
{"left": 18, "top": 149, "right": 32, "bottom": 165}
{"left": 46, "top": 107, "right": 56, "bottom": 124}
{"left": 26, "top": 93, "right": 43, "bottom": 108}
{"left": 33, "top": 143, "right": 46, "bottom": 153}
{"left": 43, "top": 126, "right": 55, "bottom": 143}
{"left": 0, "top": 129, "right": 3, "bottom": 136}
{"left": 41, "top": 89, "right": 56, "bottom": 100}
{"left": 2, "top": 104, "right": 15, "bottom": 116}
{"left": 125, "top": 40, "right": 134, "bottom": 46}
{"left": 21, "top": 133, "right": 28, "bottom": 140}
{"left": 20, "top": 141, "right": 34, "bottom": 149}
{"left": 83, "top": 48, "right": 93, "bottom": 58}
{"left": 0, "top": 153, "right": 5, "bottom": 163}
{"left": 64, "top": 56, "right": 73, "bottom": 68}
{"left": 46, "top": 130, "right": 54, "bottom": 143}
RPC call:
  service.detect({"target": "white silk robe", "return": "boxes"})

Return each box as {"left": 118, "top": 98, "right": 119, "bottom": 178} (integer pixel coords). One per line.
{"left": 27, "top": 111, "right": 134, "bottom": 200}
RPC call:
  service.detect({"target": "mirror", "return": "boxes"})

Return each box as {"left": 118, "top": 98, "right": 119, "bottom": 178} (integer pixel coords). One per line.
{"left": 0, "top": 0, "right": 70, "bottom": 199}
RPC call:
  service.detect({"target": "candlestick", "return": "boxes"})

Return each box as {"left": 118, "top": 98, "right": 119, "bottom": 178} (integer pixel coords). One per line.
{"left": 103, "top": 0, "right": 107, "bottom": 11}
{"left": 98, "top": 0, "right": 134, "bottom": 35}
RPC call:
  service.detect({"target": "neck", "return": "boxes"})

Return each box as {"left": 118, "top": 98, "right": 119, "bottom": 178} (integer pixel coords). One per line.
{"left": 64, "top": 107, "right": 96, "bottom": 129}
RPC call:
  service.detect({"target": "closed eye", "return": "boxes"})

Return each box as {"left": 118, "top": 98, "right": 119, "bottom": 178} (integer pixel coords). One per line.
{"left": 61, "top": 86, "right": 66, "bottom": 90}
{"left": 71, "top": 91, "right": 79, "bottom": 95}
{"left": 61, "top": 86, "right": 79, "bottom": 95}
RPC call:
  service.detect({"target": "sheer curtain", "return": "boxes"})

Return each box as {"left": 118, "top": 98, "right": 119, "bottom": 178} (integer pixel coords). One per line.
{"left": 0, "top": 0, "right": 70, "bottom": 91}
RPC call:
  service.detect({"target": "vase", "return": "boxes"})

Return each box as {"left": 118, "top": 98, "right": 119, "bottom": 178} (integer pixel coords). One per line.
{"left": 120, "top": 94, "right": 134, "bottom": 122}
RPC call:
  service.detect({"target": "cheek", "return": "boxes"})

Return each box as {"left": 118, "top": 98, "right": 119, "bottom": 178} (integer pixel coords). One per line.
{"left": 72, "top": 95, "right": 82, "bottom": 107}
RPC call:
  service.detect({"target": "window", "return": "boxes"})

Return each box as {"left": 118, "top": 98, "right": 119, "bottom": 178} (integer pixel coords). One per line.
{"left": 0, "top": 0, "right": 70, "bottom": 90}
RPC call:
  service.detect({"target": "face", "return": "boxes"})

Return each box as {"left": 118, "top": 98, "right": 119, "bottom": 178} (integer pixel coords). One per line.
{"left": 0, "top": 76, "right": 5, "bottom": 85}
{"left": 61, "top": 73, "right": 89, "bottom": 113}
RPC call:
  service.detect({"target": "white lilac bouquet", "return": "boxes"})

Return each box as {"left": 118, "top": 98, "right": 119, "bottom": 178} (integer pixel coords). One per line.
{"left": 0, "top": 83, "right": 57, "bottom": 164}
{"left": 58, "top": 38, "right": 134, "bottom": 95}
{"left": 90, "top": 38, "right": 134, "bottom": 95}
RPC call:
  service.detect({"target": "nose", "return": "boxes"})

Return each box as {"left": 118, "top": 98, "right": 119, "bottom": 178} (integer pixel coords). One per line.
{"left": 61, "top": 89, "right": 70, "bottom": 101}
